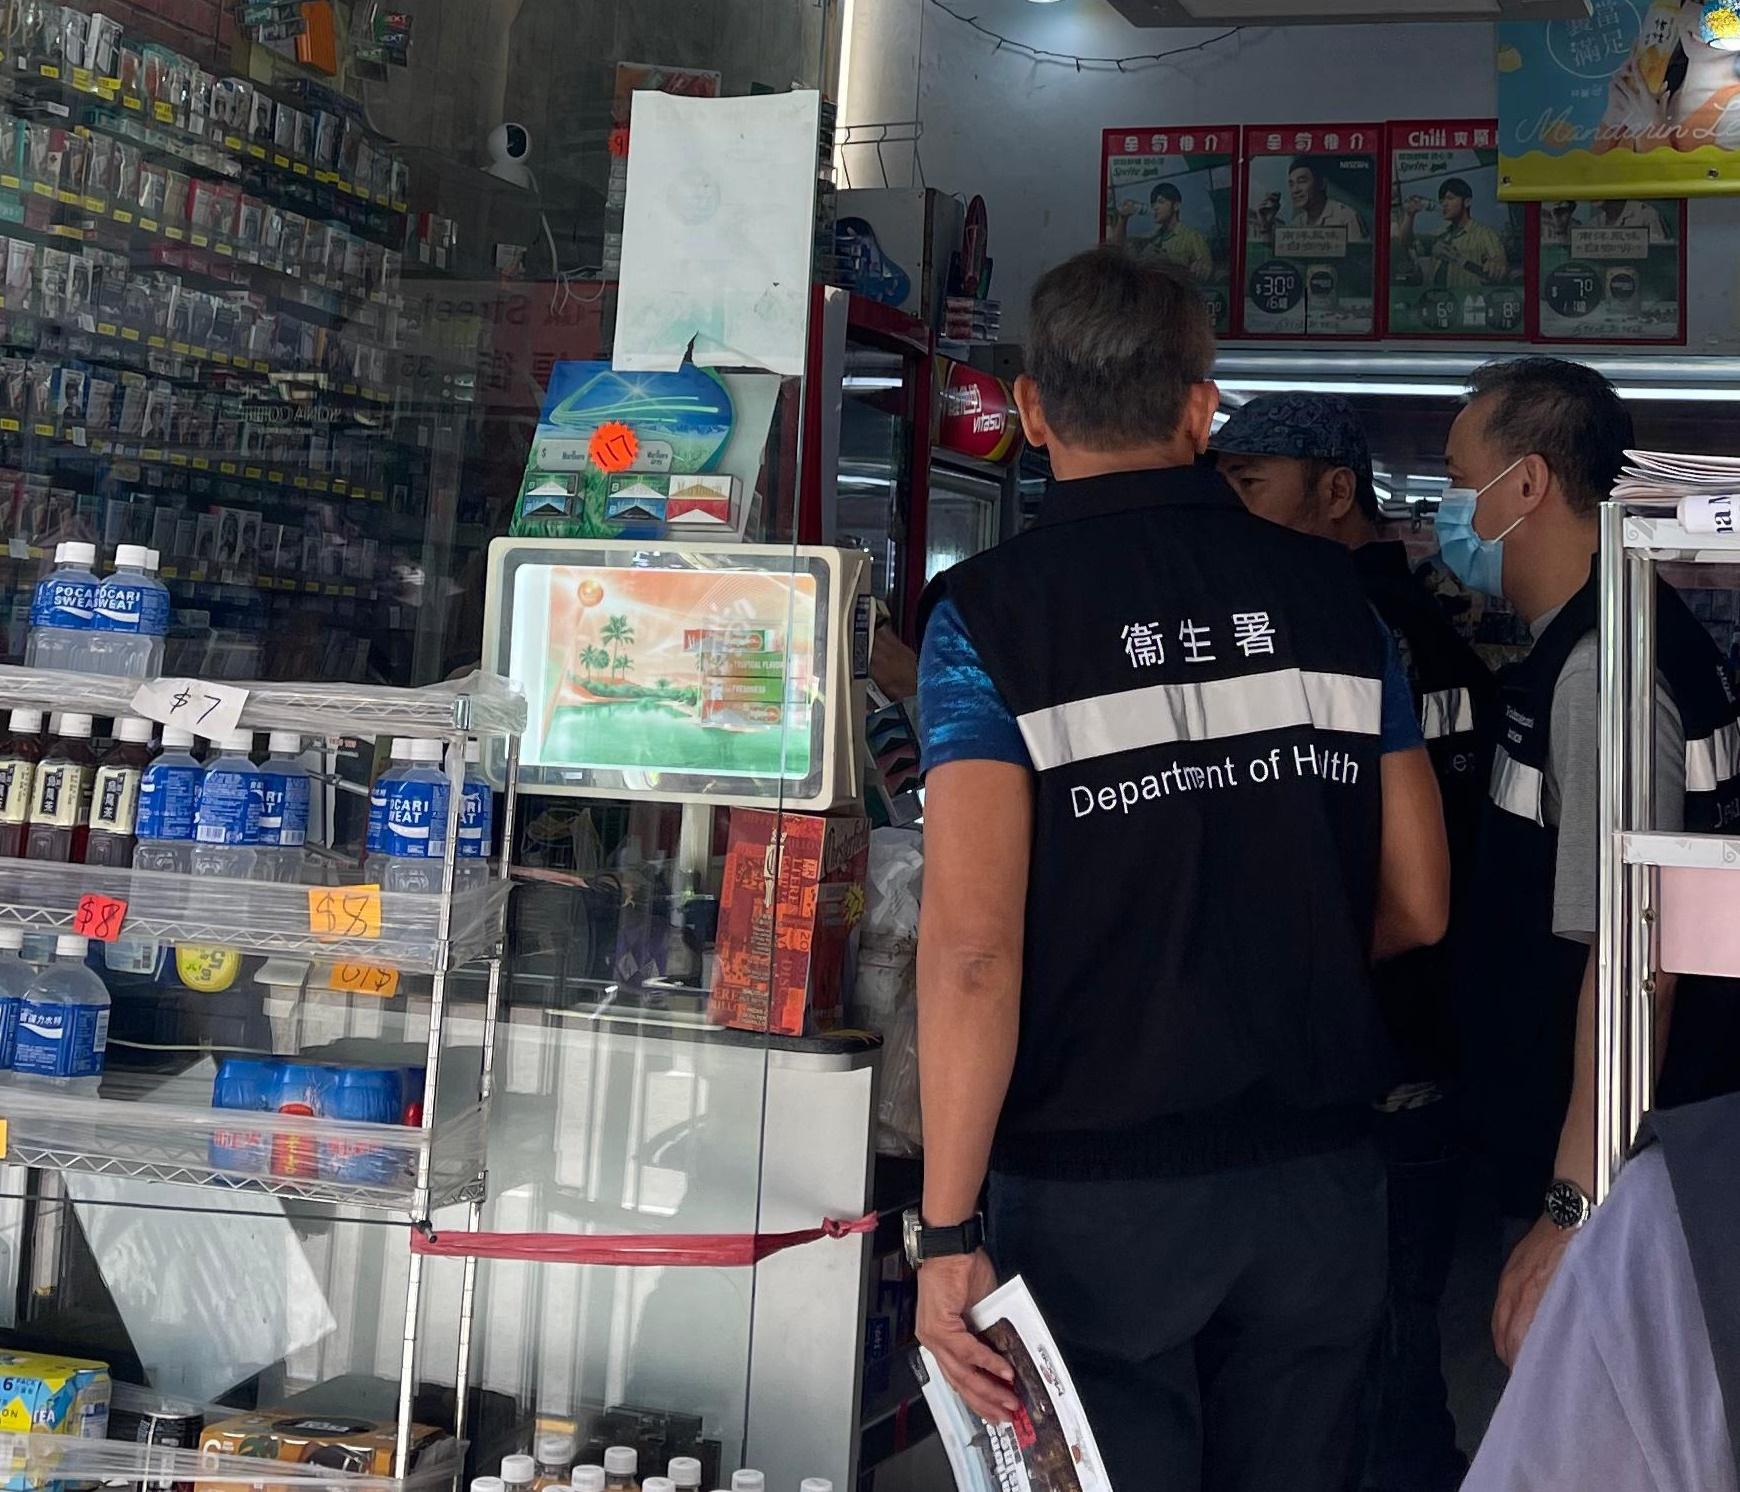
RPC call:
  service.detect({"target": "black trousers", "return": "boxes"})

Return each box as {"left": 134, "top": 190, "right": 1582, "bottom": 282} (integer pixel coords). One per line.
{"left": 987, "top": 1142, "right": 1387, "bottom": 1492}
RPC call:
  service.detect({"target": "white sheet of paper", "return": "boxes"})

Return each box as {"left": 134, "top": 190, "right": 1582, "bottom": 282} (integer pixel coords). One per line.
{"left": 613, "top": 90, "right": 820, "bottom": 377}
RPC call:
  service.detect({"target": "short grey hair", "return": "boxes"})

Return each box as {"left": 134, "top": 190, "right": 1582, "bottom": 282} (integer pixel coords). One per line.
{"left": 1026, "top": 246, "right": 1215, "bottom": 448}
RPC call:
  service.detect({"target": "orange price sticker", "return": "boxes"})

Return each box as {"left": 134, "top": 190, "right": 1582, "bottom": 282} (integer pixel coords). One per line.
{"left": 329, "top": 962, "right": 400, "bottom": 997}
{"left": 307, "top": 886, "right": 382, "bottom": 941}
{"left": 588, "top": 421, "right": 638, "bottom": 473}
{"left": 72, "top": 893, "right": 128, "bottom": 942}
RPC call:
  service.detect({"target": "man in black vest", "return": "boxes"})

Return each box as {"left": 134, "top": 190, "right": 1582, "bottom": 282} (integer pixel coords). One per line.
{"left": 1215, "top": 392, "right": 1494, "bottom": 1492}
{"left": 909, "top": 246, "right": 1452, "bottom": 1491}
{"left": 1441, "top": 357, "right": 1740, "bottom": 1372}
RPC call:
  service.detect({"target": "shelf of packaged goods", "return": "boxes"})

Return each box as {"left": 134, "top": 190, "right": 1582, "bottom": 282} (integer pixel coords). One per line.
{"left": 1621, "top": 831, "right": 1740, "bottom": 870}
{"left": 0, "top": 301, "right": 401, "bottom": 406}
{"left": 0, "top": 857, "right": 510, "bottom": 971}
{"left": 0, "top": 1072, "right": 487, "bottom": 1210}
{"left": 0, "top": 55, "right": 410, "bottom": 225}
{"left": 1621, "top": 515, "right": 1740, "bottom": 561}
{"left": 0, "top": 1433, "right": 462, "bottom": 1492}
{"left": 0, "top": 663, "right": 528, "bottom": 737}
{"left": 0, "top": 420, "right": 391, "bottom": 503}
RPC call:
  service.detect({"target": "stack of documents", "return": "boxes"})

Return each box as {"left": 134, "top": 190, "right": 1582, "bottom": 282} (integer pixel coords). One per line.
{"left": 1613, "top": 450, "right": 1740, "bottom": 534}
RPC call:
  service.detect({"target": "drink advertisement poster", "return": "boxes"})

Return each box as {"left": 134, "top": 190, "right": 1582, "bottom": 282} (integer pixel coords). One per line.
{"left": 1387, "top": 120, "right": 1529, "bottom": 339}
{"left": 1497, "top": 4, "right": 1740, "bottom": 199}
{"left": 1532, "top": 196, "right": 1687, "bottom": 342}
{"left": 1241, "top": 124, "right": 1383, "bottom": 338}
{"left": 1100, "top": 126, "right": 1240, "bottom": 334}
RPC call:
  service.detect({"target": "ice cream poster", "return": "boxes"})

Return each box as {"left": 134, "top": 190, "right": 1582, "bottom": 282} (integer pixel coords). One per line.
{"left": 1498, "top": 3, "right": 1740, "bottom": 199}
{"left": 510, "top": 563, "right": 818, "bottom": 780}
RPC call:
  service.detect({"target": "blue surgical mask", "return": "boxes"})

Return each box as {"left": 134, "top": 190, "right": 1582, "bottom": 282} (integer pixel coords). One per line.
{"left": 1434, "top": 456, "right": 1527, "bottom": 597}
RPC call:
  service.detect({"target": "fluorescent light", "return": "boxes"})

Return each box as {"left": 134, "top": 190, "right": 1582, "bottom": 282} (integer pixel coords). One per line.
{"left": 833, "top": 0, "right": 857, "bottom": 176}
{"left": 843, "top": 375, "right": 903, "bottom": 391}
{"left": 1218, "top": 376, "right": 1740, "bottom": 404}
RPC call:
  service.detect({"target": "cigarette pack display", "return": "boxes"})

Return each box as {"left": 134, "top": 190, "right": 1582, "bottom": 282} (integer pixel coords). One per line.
{"left": 85, "top": 13, "right": 121, "bottom": 75}
{"left": 61, "top": 130, "right": 86, "bottom": 197}
{"left": 115, "top": 44, "right": 140, "bottom": 95}
{"left": 274, "top": 104, "right": 299, "bottom": 156}
{"left": 314, "top": 110, "right": 341, "bottom": 171}
{"left": 235, "top": 196, "right": 263, "bottom": 251}
{"left": 711, "top": 808, "right": 870, "bottom": 1035}
{"left": 141, "top": 382, "right": 172, "bottom": 444}
{"left": 136, "top": 162, "right": 167, "bottom": 218}
{"left": 113, "top": 141, "right": 139, "bottom": 205}
{"left": 201, "top": 1413, "right": 453, "bottom": 1480}
{"left": 85, "top": 371, "right": 115, "bottom": 432}
{"left": 84, "top": 132, "right": 113, "bottom": 199}
{"left": 0, "top": 1349, "right": 110, "bottom": 1441}
{"left": 6, "top": 238, "right": 35, "bottom": 305}
{"left": 57, "top": 364, "right": 85, "bottom": 423}
{"left": 249, "top": 89, "right": 275, "bottom": 143}
{"left": 116, "top": 373, "right": 146, "bottom": 436}
{"left": 293, "top": 108, "right": 315, "bottom": 161}
{"left": 59, "top": 7, "right": 86, "bottom": 72}
{"left": 163, "top": 170, "right": 190, "bottom": 223}
{"left": 0, "top": 359, "right": 25, "bottom": 415}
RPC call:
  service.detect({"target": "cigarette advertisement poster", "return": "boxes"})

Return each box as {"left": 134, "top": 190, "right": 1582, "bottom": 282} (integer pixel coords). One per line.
{"left": 1497, "top": 4, "right": 1740, "bottom": 199}
{"left": 1387, "top": 120, "right": 1529, "bottom": 339}
{"left": 1101, "top": 126, "right": 1239, "bottom": 334}
{"left": 1533, "top": 196, "right": 1686, "bottom": 342}
{"left": 1241, "top": 124, "right": 1383, "bottom": 338}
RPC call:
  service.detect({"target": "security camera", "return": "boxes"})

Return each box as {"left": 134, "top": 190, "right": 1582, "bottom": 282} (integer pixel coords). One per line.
{"left": 485, "top": 122, "right": 533, "bottom": 189}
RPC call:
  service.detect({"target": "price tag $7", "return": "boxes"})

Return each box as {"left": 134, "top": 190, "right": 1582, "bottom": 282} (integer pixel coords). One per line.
{"left": 131, "top": 678, "right": 249, "bottom": 739}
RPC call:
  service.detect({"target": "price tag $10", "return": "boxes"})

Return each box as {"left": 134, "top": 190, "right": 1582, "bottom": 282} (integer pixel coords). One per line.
{"left": 330, "top": 963, "right": 400, "bottom": 997}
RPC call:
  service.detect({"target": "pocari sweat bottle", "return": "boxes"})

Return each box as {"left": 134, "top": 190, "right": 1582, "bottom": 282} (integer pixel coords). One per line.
{"left": 366, "top": 738, "right": 411, "bottom": 860}
{"left": 258, "top": 732, "right": 311, "bottom": 883}
{"left": 192, "top": 730, "right": 264, "bottom": 881}
{"left": 134, "top": 728, "right": 202, "bottom": 874}
{"left": 25, "top": 542, "right": 99, "bottom": 671}
{"left": 89, "top": 543, "right": 170, "bottom": 679}
{"left": 456, "top": 739, "right": 494, "bottom": 888}
{"left": 10, "top": 934, "right": 109, "bottom": 1095}
{"left": 380, "top": 738, "right": 449, "bottom": 894}
{"left": 0, "top": 927, "right": 31, "bottom": 1068}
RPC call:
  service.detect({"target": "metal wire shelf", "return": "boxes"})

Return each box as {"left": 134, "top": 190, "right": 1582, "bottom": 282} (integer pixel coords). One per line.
{"left": 0, "top": 666, "right": 527, "bottom": 738}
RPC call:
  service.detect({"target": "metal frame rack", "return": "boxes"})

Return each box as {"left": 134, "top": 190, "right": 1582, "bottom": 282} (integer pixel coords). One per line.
{"left": 1595, "top": 503, "right": 1734, "bottom": 1198}
{"left": 0, "top": 666, "right": 523, "bottom": 1482}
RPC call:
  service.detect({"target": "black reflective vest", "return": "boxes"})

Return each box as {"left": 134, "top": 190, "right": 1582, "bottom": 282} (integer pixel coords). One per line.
{"left": 1455, "top": 565, "right": 1740, "bottom": 1217}
{"left": 1354, "top": 540, "right": 1495, "bottom": 1088}
{"left": 922, "top": 465, "right": 1392, "bottom": 1181}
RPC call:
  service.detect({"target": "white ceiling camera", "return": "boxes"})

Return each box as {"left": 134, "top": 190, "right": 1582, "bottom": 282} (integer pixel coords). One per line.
{"left": 486, "top": 122, "right": 533, "bottom": 189}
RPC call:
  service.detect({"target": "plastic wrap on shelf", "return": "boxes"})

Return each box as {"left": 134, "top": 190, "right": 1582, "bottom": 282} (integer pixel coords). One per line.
{"left": 0, "top": 1433, "right": 463, "bottom": 1492}
{"left": 853, "top": 828, "right": 922, "bottom": 1158}
{"left": 0, "top": 1072, "right": 487, "bottom": 1209}
{"left": 0, "top": 858, "right": 509, "bottom": 970}
{"left": 0, "top": 667, "right": 527, "bottom": 740}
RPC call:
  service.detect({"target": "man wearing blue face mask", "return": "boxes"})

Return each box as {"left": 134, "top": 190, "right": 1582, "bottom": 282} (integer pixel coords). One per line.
{"left": 1440, "top": 356, "right": 1740, "bottom": 1387}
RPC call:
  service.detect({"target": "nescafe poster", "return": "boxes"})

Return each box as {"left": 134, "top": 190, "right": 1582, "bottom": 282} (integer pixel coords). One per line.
{"left": 1241, "top": 124, "right": 1383, "bottom": 338}
{"left": 1532, "top": 198, "right": 1686, "bottom": 345}
{"left": 1100, "top": 126, "right": 1240, "bottom": 335}
{"left": 1386, "top": 120, "right": 1528, "bottom": 340}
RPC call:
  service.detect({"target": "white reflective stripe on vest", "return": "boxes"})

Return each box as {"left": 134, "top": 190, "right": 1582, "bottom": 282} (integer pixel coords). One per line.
{"left": 1489, "top": 748, "right": 1545, "bottom": 826}
{"left": 1685, "top": 721, "right": 1740, "bottom": 794}
{"left": 1015, "top": 668, "right": 1382, "bottom": 773}
{"left": 1420, "top": 687, "right": 1475, "bottom": 742}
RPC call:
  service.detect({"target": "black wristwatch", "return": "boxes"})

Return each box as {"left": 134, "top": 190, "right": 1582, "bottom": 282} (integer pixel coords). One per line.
{"left": 1545, "top": 1177, "right": 1593, "bottom": 1230}
{"left": 903, "top": 1207, "right": 985, "bottom": 1268}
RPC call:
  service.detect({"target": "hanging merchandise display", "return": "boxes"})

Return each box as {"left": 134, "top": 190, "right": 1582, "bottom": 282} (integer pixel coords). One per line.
{"left": 1532, "top": 197, "right": 1687, "bottom": 344}
{"left": 1100, "top": 125, "right": 1240, "bottom": 334}
{"left": 1240, "top": 123, "right": 1383, "bottom": 337}
{"left": 1498, "top": 4, "right": 1740, "bottom": 198}
{"left": 1386, "top": 120, "right": 1529, "bottom": 338}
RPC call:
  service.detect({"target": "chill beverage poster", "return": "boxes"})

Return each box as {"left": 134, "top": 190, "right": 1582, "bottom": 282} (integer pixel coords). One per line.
{"left": 1497, "top": 4, "right": 1740, "bottom": 200}
{"left": 509, "top": 563, "right": 818, "bottom": 780}
{"left": 1534, "top": 197, "right": 1685, "bottom": 342}
{"left": 1100, "top": 126, "right": 1239, "bottom": 334}
{"left": 1387, "top": 120, "right": 1528, "bottom": 338}
{"left": 1242, "top": 124, "right": 1382, "bottom": 337}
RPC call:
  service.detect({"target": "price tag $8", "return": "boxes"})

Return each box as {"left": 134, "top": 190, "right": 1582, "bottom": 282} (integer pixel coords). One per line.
{"left": 72, "top": 894, "right": 127, "bottom": 941}
{"left": 308, "top": 886, "right": 382, "bottom": 941}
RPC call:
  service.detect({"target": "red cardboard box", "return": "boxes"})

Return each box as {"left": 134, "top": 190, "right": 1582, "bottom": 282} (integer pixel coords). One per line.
{"left": 710, "top": 809, "right": 870, "bottom": 1036}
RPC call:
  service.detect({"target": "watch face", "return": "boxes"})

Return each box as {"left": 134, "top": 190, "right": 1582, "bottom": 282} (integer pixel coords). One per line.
{"left": 1546, "top": 1180, "right": 1590, "bottom": 1229}
{"left": 902, "top": 1208, "right": 923, "bottom": 1266}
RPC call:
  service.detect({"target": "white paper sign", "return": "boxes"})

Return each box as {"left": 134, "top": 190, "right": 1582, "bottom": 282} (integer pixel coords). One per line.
{"left": 132, "top": 677, "right": 249, "bottom": 738}
{"left": 613, "top": 90, "right": 821, "bottom": 376}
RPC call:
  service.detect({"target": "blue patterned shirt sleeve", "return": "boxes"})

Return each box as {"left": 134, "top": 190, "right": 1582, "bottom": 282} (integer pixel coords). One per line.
{"left": 917, "top": 596, "right": 1032, "bottom": 772}
{"left": 1377, "top": 614, "right": 1423, "bottom": 755}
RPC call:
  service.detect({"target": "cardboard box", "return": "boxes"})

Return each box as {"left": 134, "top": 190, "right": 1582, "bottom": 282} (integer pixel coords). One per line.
{"left": 201, "top": 1412, "right": 451, "bottom": 1479}
{"left": 0, "top": 1349, "right": 110, "bottom": 1441}
{"left": 710, "top": 809, "right": 869, "bottom": 1036}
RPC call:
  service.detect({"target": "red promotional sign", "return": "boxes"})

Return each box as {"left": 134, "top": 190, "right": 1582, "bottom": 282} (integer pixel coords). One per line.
{"left": 934, "top": 357, "right": 1023, "bottom": 467}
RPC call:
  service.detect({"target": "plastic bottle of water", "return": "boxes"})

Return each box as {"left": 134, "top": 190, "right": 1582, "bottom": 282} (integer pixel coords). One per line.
{"left": 25, "top": 542, "right": 99, "bottom": 672}
{"left": 380, "top": 739, "right": 449, "bottom": 895}
{"left": 191, "top": 730, "right": 263, "bottom": 881}
{"left": 88, "top": 543, "right": 170, "bottom": 679}
{"left": 366, "top": 738, "right": 411, "bottom": 863}
{"left": 133, "top": 728, "right": 203, "bottom": 875}
{"left": 258, "top": 732, "right": 311, "bottom": 884}
{"left": 456, "top": 739, "right": 495, "bottom": 889}
{"left": 9, "top": 935, "right": 110, "bottom": 1095}
{"left": 0, "top": 927, "right": 32, "bottom": 1069}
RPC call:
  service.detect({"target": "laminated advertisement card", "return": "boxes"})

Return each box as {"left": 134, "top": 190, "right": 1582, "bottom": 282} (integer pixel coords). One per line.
{"left": 917, "top": 1276, "right": 1114, "bottom": 1492}
{"left": 1241, "top": 124, "right": 1383, "bottom": 338}
{"left": 613, "top": 90, "right": 821, "bottom": 376}
{"left": 1386, "top": 120, "right": 1528, "bottom": 339}
{"left": 1532, "top": 197, "right": 1686, "bottom": 344}
{"left": 1100, "top": 126, "right": 1240, "bottom": 335}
